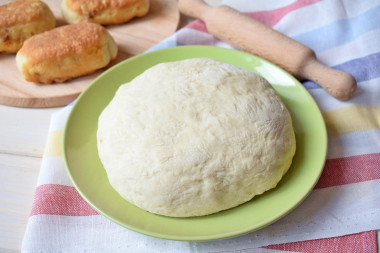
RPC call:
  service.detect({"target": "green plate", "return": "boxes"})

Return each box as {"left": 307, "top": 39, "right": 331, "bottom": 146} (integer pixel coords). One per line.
{"left": 63, "top": 46, "right": 327, "bottom": 241}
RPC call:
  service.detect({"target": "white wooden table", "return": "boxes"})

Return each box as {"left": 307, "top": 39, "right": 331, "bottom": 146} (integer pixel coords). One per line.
{"left": 0, "top": 104, "right": 61, "bottom": 252}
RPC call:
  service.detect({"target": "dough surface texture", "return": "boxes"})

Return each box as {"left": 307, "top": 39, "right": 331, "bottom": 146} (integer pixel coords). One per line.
{"left": 97, "top": 58, "right": 296, "bottom": 217}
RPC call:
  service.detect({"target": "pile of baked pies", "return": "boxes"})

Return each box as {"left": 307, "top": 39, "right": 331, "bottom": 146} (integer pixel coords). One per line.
{"left": 0, "top": 0, "right": 149, "bottom": 83}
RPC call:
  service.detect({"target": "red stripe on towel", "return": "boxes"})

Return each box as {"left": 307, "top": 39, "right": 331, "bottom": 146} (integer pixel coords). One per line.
{"left": 30, "top": 153, "right": 380, "bottom": 216}
{"left": 315, "top": 153, "right": 380, "bottom": 189}
{"left": 30, "top": 184, "right": 98, "bottom": 216}
{"left": 246, "top": 0, "right": 322, "bottom": 27}
{"left": 263, "top": 230, "right": 378, "bottom": 253}
{"left": 186, "top": 0, "right": 322, "bottom": 32}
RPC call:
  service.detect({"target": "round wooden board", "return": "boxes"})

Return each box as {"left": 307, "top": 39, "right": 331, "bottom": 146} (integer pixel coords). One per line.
{"left": 0, "top": 0, "right": 180, "bottom": 108}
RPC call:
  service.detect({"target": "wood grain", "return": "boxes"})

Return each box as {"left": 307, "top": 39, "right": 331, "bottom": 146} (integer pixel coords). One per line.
{"left": 0, "top": 0, "right": 180, "bottom": 108}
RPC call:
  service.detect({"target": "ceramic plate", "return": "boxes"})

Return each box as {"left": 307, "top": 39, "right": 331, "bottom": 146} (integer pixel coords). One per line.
{"left": 63, "top": 46, "right": 327, "bottom": 241}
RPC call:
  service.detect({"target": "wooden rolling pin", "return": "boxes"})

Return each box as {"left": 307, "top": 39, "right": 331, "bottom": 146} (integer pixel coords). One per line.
{"left": 178, "top": 0, "right": 356, "bottom": 100}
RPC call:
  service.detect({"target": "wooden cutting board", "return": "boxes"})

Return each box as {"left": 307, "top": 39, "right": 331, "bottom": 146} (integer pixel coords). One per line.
{"left": 0, "top": 0, "right": 180, "bottom": 108}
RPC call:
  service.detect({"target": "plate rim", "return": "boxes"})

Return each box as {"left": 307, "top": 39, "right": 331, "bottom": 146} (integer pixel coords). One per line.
{"left": 63, "top": 45, "right": 328, "bottom": 241}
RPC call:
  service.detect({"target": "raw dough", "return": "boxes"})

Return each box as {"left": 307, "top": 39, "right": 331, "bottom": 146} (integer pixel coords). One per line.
{"left": 97, "top": 58, "right": 296, "bottom": 217}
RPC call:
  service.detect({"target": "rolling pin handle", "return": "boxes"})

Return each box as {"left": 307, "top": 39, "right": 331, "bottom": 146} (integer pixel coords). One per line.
{"left": 178, "top": 0, "right": 210, "bottom": 20}
{"left": 300, "top": 58, "right": 357, "bottom": 101}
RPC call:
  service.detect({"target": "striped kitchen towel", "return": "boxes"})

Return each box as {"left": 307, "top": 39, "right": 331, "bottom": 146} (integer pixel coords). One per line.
{"left": 22, "top": 0, "right": 380, "bottom": 252}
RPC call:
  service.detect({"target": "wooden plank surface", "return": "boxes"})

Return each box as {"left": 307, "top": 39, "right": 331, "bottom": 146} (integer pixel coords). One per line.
{"left": 0, "top": 105, "right": 59, "bottom": 157}
{"left": 0, "top": 0, "right": 180, "bottom": 108}
{"left": 0, "top": 153, "right": 42, "bottom": 252}
{"left": 0, "top": 102, "right": 57, "bottom": 251}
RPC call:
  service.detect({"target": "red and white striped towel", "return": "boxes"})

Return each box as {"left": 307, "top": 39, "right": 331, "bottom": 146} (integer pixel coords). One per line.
{"left": 22, "top": 0, "right": 380, "bottom": 252}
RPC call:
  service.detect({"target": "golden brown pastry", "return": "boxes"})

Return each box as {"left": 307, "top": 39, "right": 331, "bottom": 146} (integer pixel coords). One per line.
{"left": 0, "top": 0, "right": 56, "bottom": 53}
{"left": 61, "top": 0, "right": 150, "bottom": 25}
{"left": 16, "top": 23, "right": 118, "bottom": 84}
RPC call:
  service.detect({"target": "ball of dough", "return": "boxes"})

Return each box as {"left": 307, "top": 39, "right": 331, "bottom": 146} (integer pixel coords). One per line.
{"left": 97, "top": 58, "right": 296, "bottom": 217}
